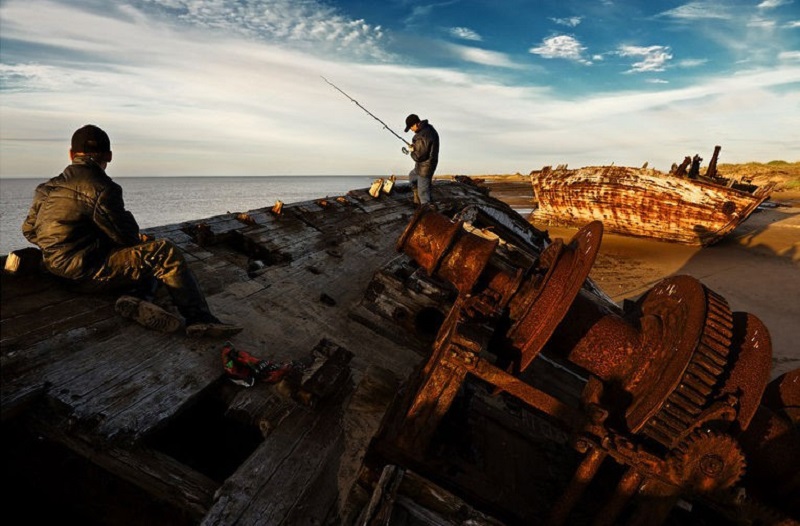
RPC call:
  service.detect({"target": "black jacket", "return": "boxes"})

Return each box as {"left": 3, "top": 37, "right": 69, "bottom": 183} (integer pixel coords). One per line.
{"left": 410, "top": 120, "right": 440, "bottom": 178}
{"left": 22, "top": 158, "right": 140, "bottom": 279}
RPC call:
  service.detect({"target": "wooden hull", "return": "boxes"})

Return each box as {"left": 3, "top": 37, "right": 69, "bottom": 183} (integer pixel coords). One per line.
{"left": 1, "top": 181, "right": 590, "bottom": 525}
{"left": 3, "top": 179, "right": 793, "bottom": 525}
{"left": 531, "top": 166, "right": 775, "bottom": 246}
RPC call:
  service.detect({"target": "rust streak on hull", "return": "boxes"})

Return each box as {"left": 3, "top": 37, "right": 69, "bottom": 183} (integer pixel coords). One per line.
{"left": 530, "top": 165, "right": 774, "bottom": 246}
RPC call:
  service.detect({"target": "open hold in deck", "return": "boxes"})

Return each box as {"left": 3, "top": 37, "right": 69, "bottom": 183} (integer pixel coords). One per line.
{"left": 147, "top": 379, "right": 264, "bottom": 484}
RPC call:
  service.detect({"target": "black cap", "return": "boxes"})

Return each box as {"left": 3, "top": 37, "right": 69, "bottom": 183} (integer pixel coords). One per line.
{"left": 404, "top": 114, "right": 421, "bottom": 133}
{"left": 71, "top": 124, "right": 111, "bottom": 154}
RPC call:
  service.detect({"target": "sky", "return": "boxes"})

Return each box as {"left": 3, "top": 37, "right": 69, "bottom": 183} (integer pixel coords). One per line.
{"left": 0, "top": 0, "right": 798, "bottom": 178}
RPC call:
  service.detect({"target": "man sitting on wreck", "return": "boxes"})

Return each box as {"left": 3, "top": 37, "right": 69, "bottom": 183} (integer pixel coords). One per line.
{"left": 22, "top": 124, "right": 242, "bottom": 338}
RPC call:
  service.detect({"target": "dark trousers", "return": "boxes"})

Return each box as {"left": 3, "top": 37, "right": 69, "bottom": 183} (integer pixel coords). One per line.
{"left": 409, "top": 168, "right": 433, "bottom": 204}
{"left": 88, "top": 239, "right": 212, "bottom": 323}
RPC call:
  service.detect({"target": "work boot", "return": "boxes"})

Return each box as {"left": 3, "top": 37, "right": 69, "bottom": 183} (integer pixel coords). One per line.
{"left": 185, "top": 312, "right": 243, "bottom": 338}
{"left": 115, "top": 295, "right": 182, "bottom": 333}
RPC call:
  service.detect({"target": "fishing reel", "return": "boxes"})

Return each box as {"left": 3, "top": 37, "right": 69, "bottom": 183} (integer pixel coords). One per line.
{"left": 402, "top": 145, "right": 413, "bottom": 155}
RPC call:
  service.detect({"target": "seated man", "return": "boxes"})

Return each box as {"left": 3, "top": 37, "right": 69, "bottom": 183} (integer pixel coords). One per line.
{"left": 22, "top": 124, "right": 242, "bottom": 338}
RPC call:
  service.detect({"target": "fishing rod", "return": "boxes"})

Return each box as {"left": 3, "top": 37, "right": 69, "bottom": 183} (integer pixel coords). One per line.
{"left": 321, "top": 76, "right": 411, "bottom": 154}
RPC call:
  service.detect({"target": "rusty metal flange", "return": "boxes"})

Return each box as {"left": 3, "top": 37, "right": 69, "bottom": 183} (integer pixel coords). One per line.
{"left": 719, "top": 312, "right": 773, "bottom": 433}
{"left": 506, "top": 221, "right": 603, "bottom": 373}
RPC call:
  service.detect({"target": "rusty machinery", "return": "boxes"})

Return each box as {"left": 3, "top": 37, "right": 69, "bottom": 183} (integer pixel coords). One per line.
{"left": 385, "top": 207, "right": 798, "bottom": 525}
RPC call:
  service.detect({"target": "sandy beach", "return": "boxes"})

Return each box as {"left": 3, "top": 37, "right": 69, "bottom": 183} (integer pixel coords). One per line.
{"left": 474, "top": 169, "right": 800, "bottom": 381}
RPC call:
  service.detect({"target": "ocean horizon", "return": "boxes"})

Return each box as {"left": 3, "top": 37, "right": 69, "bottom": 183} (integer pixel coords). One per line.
{"left": 0, "top": 175, "right": 382, "bottom": 256}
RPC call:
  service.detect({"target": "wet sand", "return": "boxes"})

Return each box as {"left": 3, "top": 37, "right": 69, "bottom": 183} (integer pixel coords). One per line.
{"left": 531, "top": 191, "right": 800, "bottom": 380}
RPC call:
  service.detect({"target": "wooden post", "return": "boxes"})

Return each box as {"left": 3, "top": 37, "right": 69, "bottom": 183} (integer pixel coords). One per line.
{"left": 706, "top": 145, "right": 721, "bottom": 179}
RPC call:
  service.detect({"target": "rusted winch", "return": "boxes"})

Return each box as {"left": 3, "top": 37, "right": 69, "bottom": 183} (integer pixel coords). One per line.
{"left": 390, "top": 207, "right": 787, "bottom": 525}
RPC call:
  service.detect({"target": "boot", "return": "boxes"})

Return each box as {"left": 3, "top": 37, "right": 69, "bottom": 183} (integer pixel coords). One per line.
{"left": 185, "top": 312, "right": 243, "bottom": 338}
{"left": 165, "top": 263, "right": 243, "bottom": 338}
{"left": 115, "top": 295, "right": 182, "bottom": 333}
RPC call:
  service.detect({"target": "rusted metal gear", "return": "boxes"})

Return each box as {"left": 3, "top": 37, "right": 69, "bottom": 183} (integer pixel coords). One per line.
{"left": 669, "top": 429, "right": 746, "bottom": 494}
{"left": 629, "top": 277, "right": 736, "bottom": 447}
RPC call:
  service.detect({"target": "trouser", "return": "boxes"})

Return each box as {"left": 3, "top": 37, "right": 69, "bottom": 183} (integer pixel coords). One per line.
{"left": 87, "top": 239, "right": 212, "bottom": 323}
{"left": 408, "top": 168, "right": 433, "bottom": 205}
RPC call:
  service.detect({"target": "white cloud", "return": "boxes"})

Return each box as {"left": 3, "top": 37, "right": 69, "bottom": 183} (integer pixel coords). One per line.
{"left": 758, "top": 0, "right": 791, "bottom": 9}
{"left": 449, "top": 26, "right": 482, "bottom": 41}
{"left": 618, "top": 45, "right": 673, "bottom": 72}
{"left": 137, "top": 0, "right": 389, "bottom": 61}
{"left": 786, "top": 21, "right": 800, "bottom": 28}
{"left": 659, "top": 2, "right": 732, "bottom": 20}
{"left": 550, "top": 16, "right": 582, "bottom": 27}
{"left": 748, "top": 17, "right": 777, "bottom": 28}
{"left": 779, "top": 50, "right": 800, "bottom": 60}
{"left": 529, "top": 35, "right": 591, "bottom": 64}
{"left": 646, "top": 78, "right": 670, "bottom": 84}
{"left": 1, "top": 0, "right": 798, "bottom": 182}
{"left": 677, "top": 58, "right": 709, "bottom": 68}
{"left": 445, "top": 43, "right": 521, "bottom": 68}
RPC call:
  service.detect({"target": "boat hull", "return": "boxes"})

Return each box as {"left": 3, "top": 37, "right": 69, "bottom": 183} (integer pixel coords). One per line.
{"left": 531, "top": 166, "right": 774, "bottom": 246}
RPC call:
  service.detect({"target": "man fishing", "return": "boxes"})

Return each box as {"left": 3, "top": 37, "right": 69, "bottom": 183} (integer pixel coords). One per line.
{"left": 404, "top": 114, "right": 440, "bottom": 206}
{"left": 321, "top": 78, "right": 441, "bottom": 207}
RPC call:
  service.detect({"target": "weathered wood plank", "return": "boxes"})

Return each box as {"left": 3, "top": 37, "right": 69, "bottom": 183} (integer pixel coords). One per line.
{"left": 1, "top": 315, "right": 124, "bottom": 419}
{"left": 201, "top": 383, "right": 351, "bottom": 525}
{"left": 1, "top": 295, "right": 115, "bottom": 349}
{"left": 7, "top": 323, "right": 220, "bottom": 443}
{"left": 225, "top": 386, "right": 296, "bottom": 438}
{"left": 301, "top": 339, "right": 354, "bottom": 403}
{"left": 358, "top": 465, "right": 507, "bottom": 525}
{"left": 27, "top": 413, "right": 218, "bottom": 521}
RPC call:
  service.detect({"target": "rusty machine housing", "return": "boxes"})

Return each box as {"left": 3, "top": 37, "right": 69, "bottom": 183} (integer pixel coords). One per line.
{"left": 360, "top": 207, "right": 798, "bottom": 525}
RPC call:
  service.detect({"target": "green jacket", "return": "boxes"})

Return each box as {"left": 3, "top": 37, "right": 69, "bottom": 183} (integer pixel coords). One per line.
{"left": 22, "top": 158, "right": 140, "bottom": 279}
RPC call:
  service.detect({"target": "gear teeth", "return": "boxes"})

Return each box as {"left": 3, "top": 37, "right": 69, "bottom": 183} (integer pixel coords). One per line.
{"left": 643, "top": 286, "right": 735, "bottom": 448}
{"left": 669, "top": 429, "right": 746, "bottom": 494}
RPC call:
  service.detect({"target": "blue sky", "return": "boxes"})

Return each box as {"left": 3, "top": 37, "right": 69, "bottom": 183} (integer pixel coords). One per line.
{"left": 1, "top": 0, "right": 798, "bottom": 178}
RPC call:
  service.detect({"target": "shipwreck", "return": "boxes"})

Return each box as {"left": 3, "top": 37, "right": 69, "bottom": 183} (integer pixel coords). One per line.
{"left": 2, "top": 179, "right": 797, "bottom": 525}
{"left": 529, "top": 147, "right": 775, "bottom": 246}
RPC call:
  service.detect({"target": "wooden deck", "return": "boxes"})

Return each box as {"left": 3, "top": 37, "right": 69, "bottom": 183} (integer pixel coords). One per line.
{"left": 2, "top": 180, "right": 571, "bottom": 525}
{"left": 5, "top": 178, "right": 780, "bottom": 525}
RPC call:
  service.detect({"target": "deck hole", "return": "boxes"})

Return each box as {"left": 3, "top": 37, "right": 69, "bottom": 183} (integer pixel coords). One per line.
{"left": 148, "top": 381, "right": 262, "bottom": 483}
{"left": 415, "top": 307, "right": 446, "bottom": 337}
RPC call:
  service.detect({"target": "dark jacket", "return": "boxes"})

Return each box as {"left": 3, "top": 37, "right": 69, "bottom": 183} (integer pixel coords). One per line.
{"left": 22, "top": 158, "right": 140, "bottom": 280}
{"left": 410, "top": 120, "right": 440, "bottom": 178}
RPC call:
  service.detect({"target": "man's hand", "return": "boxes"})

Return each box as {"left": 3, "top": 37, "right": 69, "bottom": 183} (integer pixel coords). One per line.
{"left": 139, "top": 232, "right": 153, "bottom": 243}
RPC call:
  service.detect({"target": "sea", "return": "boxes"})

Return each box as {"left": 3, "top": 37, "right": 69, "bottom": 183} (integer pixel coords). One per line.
{"left": 0, "top": 176, "right": 378, "bottom": 256}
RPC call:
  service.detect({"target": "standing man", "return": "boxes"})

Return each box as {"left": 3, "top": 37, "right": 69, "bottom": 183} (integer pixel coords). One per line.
{"left": 22, "top": 124, "right": 242, "bottom": 338}
{"left": 404, "top": 114, "right": 440, "bottom": 206}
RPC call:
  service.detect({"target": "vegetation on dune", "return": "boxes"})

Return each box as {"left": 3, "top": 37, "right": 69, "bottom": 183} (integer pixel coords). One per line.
{"left": 448, "top": 161, "right": 800, "bottom": 192}
{"left": 717, "top": 161, "right": 800, "bottom": 191}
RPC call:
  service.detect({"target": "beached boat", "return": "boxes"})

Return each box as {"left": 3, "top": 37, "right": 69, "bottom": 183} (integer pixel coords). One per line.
{"left": 529, "top": 165, "right": 775, "bottom": 246}
{"left": 2, "top": 179, "right": 797, "bottom": 525}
